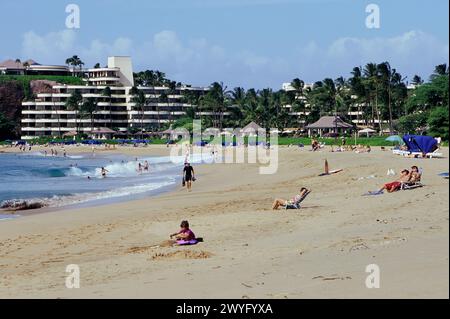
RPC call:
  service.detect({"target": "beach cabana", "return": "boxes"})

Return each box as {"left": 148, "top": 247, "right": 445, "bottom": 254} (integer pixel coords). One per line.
{"left": 358, "top": 128, "right": 376, "bottom": 137}
{"left": 90, "top": 127, "right": 116, "bottom": 140}
{"left": 305, "top": 116, "right": 354, "bottom": 137}
{"left": 241, "top": 121, "right": 264, "bottom": 134}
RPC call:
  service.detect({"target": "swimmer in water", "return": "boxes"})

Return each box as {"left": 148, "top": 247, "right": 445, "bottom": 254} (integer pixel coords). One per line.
{"left": 101, "top": 167, "right": 109, "bottom": 178}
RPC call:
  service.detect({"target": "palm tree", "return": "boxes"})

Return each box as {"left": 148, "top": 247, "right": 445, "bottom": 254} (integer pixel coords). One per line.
{"left": 290, "top": 78, "right": 305, "bottom": 95}
{"left": 65, "top": 90, "right": 83, "bottom": 135}
{"left": 207, "top": 82, "right": 230, "bottom": 129}
{"left": 81, "top": 97, "right": 99, "bottom": 136}
{"left": 411, "top": 75, "right": 424, "bottom": 85}
{"left": 349, "top": 66, "right": 367, "bottom": 125}
{"left": 431, "top": 63, "right": 449, "bottom": 80}
{"left": 65, "top": 55, "right": 84, "bottom": 77}
{"left": 182, "top": 90, "right": 201, "bottom": 122}
{"left": 363, "top": 63, "right": 382, "bottom": 133}
{"left": 101, "top": 86, "right": 112, "bottom": 128}
{"left": 130, "top": 87, "right": 147, "bottom": 139}
{"left": 159, "top": 92, "right": 168, "bottom": 131}
{"left": 167, "top": 81, "right": 177, "bottom": 126}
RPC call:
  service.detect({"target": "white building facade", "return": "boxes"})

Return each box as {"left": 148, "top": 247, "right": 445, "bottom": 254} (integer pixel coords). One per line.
{"left": 21, "top": 56, "right": 209, "bottom": 139}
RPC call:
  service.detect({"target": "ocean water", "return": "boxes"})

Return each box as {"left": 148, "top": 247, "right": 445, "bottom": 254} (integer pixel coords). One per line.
{"left": 0, "top": 151, "right": 207, "bottom": 211}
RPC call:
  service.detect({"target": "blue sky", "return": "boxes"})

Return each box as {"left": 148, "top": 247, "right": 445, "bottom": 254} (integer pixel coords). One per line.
{"left": 0, "top": 0, "right": 448, "bottom": 88}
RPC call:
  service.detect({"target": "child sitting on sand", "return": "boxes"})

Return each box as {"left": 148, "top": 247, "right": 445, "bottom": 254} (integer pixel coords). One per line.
{"left": 169, "top": 220, "right": 198, "bottom": 245}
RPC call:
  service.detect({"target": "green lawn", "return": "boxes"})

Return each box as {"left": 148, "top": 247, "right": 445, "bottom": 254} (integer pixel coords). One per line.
{"left": 0, "top": 75, "right": 84, "bottom": 85}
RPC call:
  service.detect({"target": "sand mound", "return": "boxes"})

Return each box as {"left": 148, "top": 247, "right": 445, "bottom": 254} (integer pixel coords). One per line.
{"left": 150, "top": 250, "right": 212, "bottom": 260}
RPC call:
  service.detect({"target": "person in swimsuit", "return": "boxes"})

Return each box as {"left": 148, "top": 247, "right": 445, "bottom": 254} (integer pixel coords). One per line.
{"left": 183, "top": 162, "right": 195, "bottom": 192}
{"left": 375, "top": 169, "right": 410, "bottom": 193}
{"left": 409, "top": 166, "right": 421, "bottom": 183}
{"left": 144, "top": 160, "right": 149, "bottom": 172}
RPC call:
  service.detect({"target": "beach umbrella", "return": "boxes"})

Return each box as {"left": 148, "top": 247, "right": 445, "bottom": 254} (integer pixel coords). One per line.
{"left": 385, "top": 135, "right": 404, "bottom": 144}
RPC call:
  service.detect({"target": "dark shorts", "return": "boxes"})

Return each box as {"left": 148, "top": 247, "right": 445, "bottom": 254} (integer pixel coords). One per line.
{"left": 185, "top": 175, "right": 192, "bottom": 181}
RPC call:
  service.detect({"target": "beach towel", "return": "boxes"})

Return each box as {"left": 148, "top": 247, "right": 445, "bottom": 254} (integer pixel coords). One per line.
{"left": 318, "top": 169, "right": 343, "bottom": 176}
{"left": 176, "top": 239, "right": 198, "bottom": 245}
{"left": 362, "top": 190, "right": 384, "bottom": 196}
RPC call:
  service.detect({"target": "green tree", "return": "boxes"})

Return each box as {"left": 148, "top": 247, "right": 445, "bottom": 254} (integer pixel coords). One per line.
{"left": 396, "top": 112, "right": 428, "bottom": 135}
{"left": 411, "top": 75, "right": 424, "bottom": 85}
{"left": 81, "top": 97, "right": 99, "bottom": 135}
{"left": 65, "top": 90, "right": 83, "bottom": 134}
{"left": 65, "top": 55, "right": 84, "bottom": 77}
{"left": 101, "top": 86, "right": 112, "bottom": 128}
{"left": 430, "top": 63, "right": 449, "bottom": 80}
{"left": 130, "top": 87, "right": 148, "bottom": 139}
{"left": 428, "top": 106, "right": 449, "bottom": 140}
{"left": 0, "top": 112, "right": 14, "bottom": 140}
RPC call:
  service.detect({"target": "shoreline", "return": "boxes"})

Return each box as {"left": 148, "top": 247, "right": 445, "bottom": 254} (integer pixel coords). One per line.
{"left": 0, "top": 146, "right": 199, "bottom": 217}
{"left": 0, "top": 146, "right": 448, "bottom": 298}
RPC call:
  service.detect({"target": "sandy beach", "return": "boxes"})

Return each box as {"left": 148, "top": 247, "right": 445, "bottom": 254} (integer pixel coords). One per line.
{"left": 0, "top": 145, "right": 448, "bottom": 298}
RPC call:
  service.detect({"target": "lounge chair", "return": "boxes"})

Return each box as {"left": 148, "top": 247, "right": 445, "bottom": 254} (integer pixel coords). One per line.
{"left": 401, "top": 170, "right": 423, "bottom": 190}
{"left": 401, "top": 182, "right": 423, "bottom": 190}
{"left": 392, "top": 149, "right": 444, "bottom": 158}
{"left": 284, "top": 190, "right": 311, "bottom": 209}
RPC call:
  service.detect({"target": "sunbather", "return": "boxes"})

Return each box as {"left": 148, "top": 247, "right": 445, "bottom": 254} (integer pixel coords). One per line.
{"left": 401, "top": 166, "right": 423, "bottom": 190}
{"left": 373, "top": 169, "right": 410, "bottom": 194}
{"left": 272, "top": 187, "right": 309, "bottom": 210}
{"left": 409, "top": 166, "right": 421, "bottom": 183}
{"left": 312, "top": 139, "right": 319, "bottom": 151}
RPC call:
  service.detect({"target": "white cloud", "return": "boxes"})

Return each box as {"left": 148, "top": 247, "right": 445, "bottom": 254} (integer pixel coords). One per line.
{"left": 22, "top": 30, "right": 77, "bottom": 63}
{"left": 20, "top": 29, "right": 448, "bottom": 88}
{"left": 297, "top": 30, "right": 449, "bottom": 82}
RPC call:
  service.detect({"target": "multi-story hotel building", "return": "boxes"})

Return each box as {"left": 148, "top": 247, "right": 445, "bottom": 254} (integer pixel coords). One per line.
{"left": 21, "top": 56, "right": 209, "bottom": 139}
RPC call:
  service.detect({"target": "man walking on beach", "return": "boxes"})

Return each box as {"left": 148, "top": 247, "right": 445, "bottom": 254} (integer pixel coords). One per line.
{"left": 183, "top": 162, "right": 195, "bottom": 192}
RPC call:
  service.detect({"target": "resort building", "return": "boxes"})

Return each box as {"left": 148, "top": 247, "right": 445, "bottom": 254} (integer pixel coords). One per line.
{"left": 0, "top": 59, "right": 70, "bottom": 76}
{"left": 20, "top": 56, "right": 210, "bottom": 140}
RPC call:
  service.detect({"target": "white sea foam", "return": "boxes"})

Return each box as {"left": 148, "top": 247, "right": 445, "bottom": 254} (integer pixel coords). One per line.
{"left": 47, "top": 178, "right": 176, "bottom": 207}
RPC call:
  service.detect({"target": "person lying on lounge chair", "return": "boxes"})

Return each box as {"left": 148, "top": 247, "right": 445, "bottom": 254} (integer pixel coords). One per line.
{"left": 401, "top": 166, "right": 423, "bottom": 190}
{"left": 409, "top": 166, "right": 421, "bottom": 183}
{"left": 272, "top": 188, "right": 310, "bottom": 210}
{"left": 368, "top": 169, "right": 410, "bottom": 195}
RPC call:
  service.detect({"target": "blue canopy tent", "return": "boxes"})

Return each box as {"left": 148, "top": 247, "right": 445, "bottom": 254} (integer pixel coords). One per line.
{"left": 402, "top": 135, "right": 438, "bottom": 154}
